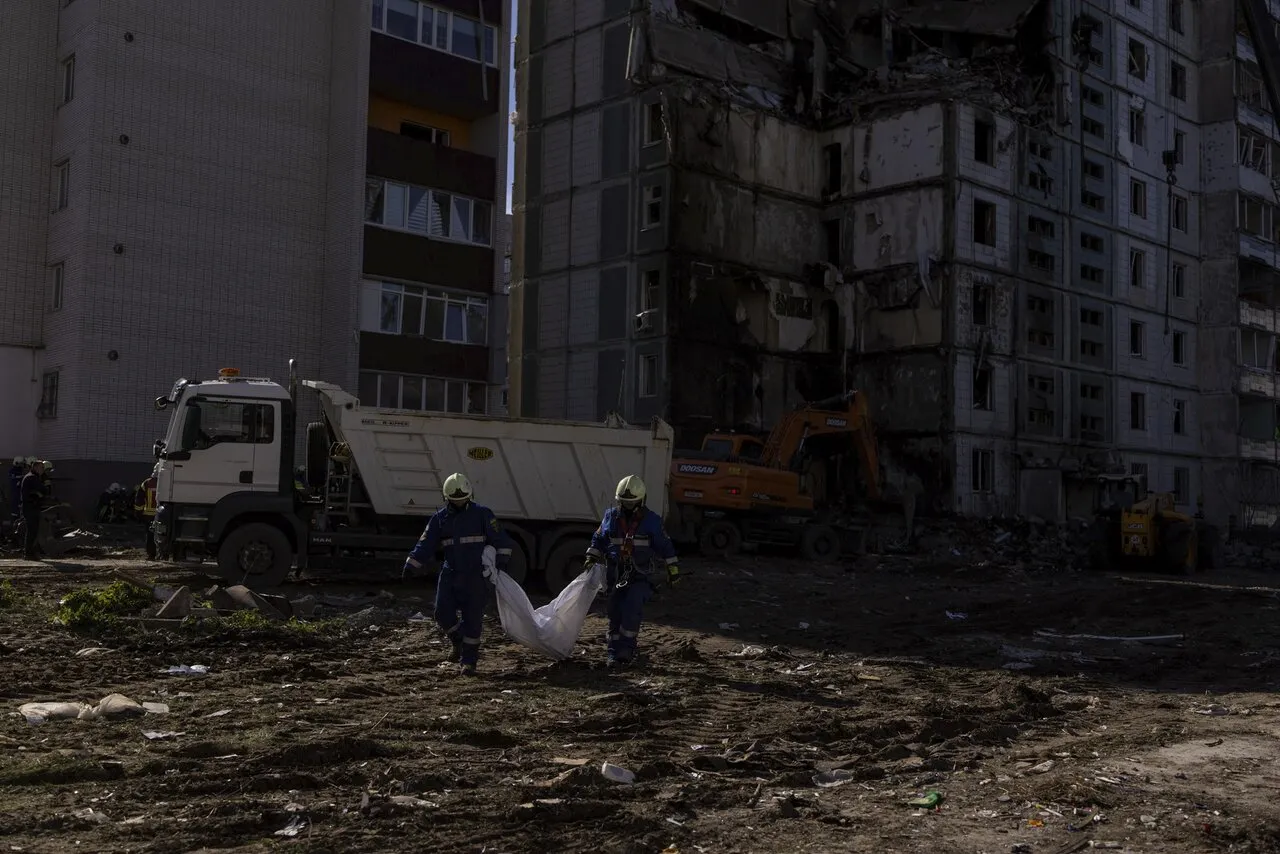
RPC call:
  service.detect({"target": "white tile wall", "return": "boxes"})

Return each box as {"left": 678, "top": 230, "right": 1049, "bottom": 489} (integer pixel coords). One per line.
{"left": 570, "top": 188, "right": 600, "bottom": 266}
{"left": 572, "top": 26, "right": 602, "bottom": 107}
{"left": 571, "top": 109, "right": 601, "bottom": 186}
{"left": 542, "top": 118, "right": 572, "bottom": 193}
{"left": 540, "top": 197, "right": 571, "bottom": 271}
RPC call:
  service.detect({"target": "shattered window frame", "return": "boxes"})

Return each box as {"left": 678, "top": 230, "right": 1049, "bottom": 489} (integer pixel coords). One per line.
{"left": 1130, "top": 392, "right": 1146, "bottom": 431}
{"left": 1081, "top": 117, "right": 1105, "bottom": 139}
{"left": 1081, "top": 190, "right": 1105, "bottom": 212}
{"left": 643, "top": 101, "right": 665, "bottom": 147}
{"left": 1173, "top": 130, "right": 1186, "bottom": 164}
{"left": 1081, "top": 85, "right": 1105, "bottom": 108}
{"left": 1172, "top": 399, "right": 1186, "bottom": 434}
{"left": 973, "top": 118, "right": 996, "bottom": 166}
{"left": 1081, "top": 382, "right": 1104, "bottom": 401}
{"left": 1172, "top": 263, "right": 1186, "bottom": 298}
{"left": 1129, "top": 248, "right": 1146, "bottom": 289}
{"left": 1080, "top": 264, "right": 1105, "bottom": 284}
{"left": 1240, "top": 125, "right": 1268, "bottom": 174}
{"left": 1129, "top": 179, "right": 1148, "bottom": 219}
{"left": 1027, "top": 169, "right": 1053, "bottom": 194}
{"left": 970, "top": 448, "right": 994, "bottom": 494}
{"left": 1129, "top": 320, "right": 1146, "bottom": 358}
{"left": 1170, "top": 61, "right": 1187, "bottom": 101}
{"left": 1027, "top": 215, "right": 1055, "bottom": 238}
{"left": 642, "top": 184, "right": 664, "bottom": 230}
{"left": 1172, "top": 195, "right": 1188, "bottom": 232}
{"left": 638, "top": 354, "right": 659, "bottom": 398}
{"left": 1080, "top": 232, "right": 1104, "bottom": 253}
{"left": 972, "top": 198, "right": 997, "bottom": 247}
{"left": 972, "top": 365, "right": 993, "bottom": 411}
{"left": 1236, "top": 60, "right": 1267, "bottom": 112}
{"left": 1238, "top": 193, "right": 1271, "bottom": 239}
{"left": 1173, "top": 331, "right": 1187, "bottom": 365}
{"left": 1080, "top": 340, "right": 1103, "bottom": 359}
{"left": 1080, "top": 413, "right": 1103, "bottom": 438}
{"left": 1128, "top": 108, "right": 1146, "bottom": 147}
{"left": 1027, "top": 250, "right": 1056, "bottom": 273}
{"left": 1082, "top": 158, "right": 1105, "bottom": 180}
{"left": 1169, "top": 0, "right": 1184, "bottom": 34}
{"left": 1127, "top": 38, "right": 1148, "bottom": 81}
{"left": 640, "top": 268, "right": 661, "bottom": 314}
{"left": 1028, "top": 139, "right": 1052, "bottom": 162}
{"left": 1027, "top": 407, "right": 1054, "bottom": 429}
{"left": 1080, "top": 307, "right": 1103, "bottom": 326}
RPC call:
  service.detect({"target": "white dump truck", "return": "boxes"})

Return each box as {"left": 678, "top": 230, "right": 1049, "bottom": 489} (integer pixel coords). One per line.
{"left": 150, "top": 364, "right": 674, "bottom": 591}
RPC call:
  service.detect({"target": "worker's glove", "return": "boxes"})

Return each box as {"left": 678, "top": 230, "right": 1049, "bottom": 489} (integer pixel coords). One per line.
{"left": 481, "top": 545, "right": 497, "bottom": 582}
{"left": 666, "top": 563, "right": 681, "bottom": 588}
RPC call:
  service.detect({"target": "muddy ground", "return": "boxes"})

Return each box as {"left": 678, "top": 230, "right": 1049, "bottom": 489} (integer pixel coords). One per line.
{"left": 2, "top": 541, "right": 1280, "bottom": 854}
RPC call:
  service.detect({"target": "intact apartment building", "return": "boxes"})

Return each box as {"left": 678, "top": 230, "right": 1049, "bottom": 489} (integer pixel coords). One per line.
{"left": 509, "top": 0, "right": 1280, "bottom": 527}
{"left": 0, "top": 0, "right": 509, "bottom": 510}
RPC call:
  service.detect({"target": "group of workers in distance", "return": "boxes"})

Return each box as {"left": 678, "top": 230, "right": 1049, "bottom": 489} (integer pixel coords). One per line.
{"left": 6, "top": 457, "right": 54, "bottom": 559}
{"left": 404, "top": 471, "right": 680, "bottom": 676}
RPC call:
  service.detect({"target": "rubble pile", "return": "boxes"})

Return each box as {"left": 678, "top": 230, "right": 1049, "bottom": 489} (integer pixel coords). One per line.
{"left": 908, "top": 515, "right": 1091, "bottom": 572}
{"left": 1221, "top": 540, "right": 1280, "bottom": 571}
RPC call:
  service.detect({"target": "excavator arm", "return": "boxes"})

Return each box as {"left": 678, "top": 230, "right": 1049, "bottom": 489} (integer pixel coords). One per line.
{"left": 765, "top": 391, "right": 883, "bottom": 502}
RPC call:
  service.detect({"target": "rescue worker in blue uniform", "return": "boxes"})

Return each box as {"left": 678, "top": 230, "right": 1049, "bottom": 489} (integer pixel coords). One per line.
{"left": 585, "top": 475, "right": 680, "bottom": 668}
{"left": 404, "top": 473, "right": 513, "bottom": 676}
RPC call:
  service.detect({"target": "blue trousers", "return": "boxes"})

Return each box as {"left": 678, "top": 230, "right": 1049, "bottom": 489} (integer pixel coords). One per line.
{"left": 434, "top": 567, "right": 487, "bottom": 666}
{"left": 606, "top": 576, "right": 653, "bottom": 660}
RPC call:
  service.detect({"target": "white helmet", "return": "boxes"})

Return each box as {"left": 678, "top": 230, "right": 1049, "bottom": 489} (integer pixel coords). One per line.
{"left": 110, "top": 482, "right": 122, "bottom": 491}
{"left": 442, "top": 472, "right": 473, "bottom": 506}
{"left": 615, "top": 475, "right": 647, "bottom": 510}
{"left": 12, "top": 457, "right": 21, "bottom": 466}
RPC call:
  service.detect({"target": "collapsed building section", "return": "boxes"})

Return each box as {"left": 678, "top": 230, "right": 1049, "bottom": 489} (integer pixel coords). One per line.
{"left": 510, "top": 0, "right": 1224, "bottom": 524}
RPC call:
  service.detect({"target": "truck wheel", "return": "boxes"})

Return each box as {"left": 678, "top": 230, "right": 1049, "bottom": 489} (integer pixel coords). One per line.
{"left": 545, "top": 538, "right": 590, "bottom": 597}
{"left": 800, "top": 525, "right": 840, "bottom": 562}
{"left": 699, "top": 520, "right": 742, "bottom": 558}
{"left": 305, "top": 422, "right": 329, "bottom": 490}
{"left": 217, "top": 523, "right": 293, "bottom": 589}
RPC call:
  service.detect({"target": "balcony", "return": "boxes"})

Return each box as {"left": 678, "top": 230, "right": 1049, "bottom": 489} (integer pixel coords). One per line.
{"left": 367, "top": 127, "right": 495, "bottom": 201}
{"left": 359, "top": 332, "right": 489, "bottom": 382}
{"left": 363, "top": 225, "right": 494, "bottom": 294}
{"left": 1241, "top": 299, "right": 1279, "bottom": 333}
{"left": 369, "top": 32, "right": 500, "bottom": 120}
{"left": 1242, "top": 437, "right": 1280, "bottom": 461}
{"left": 1240, "top": 367, "right": 1279, "bottom": 398}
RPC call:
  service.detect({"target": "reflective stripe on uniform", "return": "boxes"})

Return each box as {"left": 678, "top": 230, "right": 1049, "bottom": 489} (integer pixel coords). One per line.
{"left": 406, "top": 557, "right": 422, "bottom": 568}
{"left": 457, "top": 535, "right": 486, "bottom": 545}
{"left": 608, "top": 632, "right": 622, "bottom": 641}
{"left": 462, "top": 636, "right": 481, "bottom": 645}
{"left": 497, "top": 547, "right": 512, "bottom": 555}
{"left": 665, "top": 556, "right": 679, "bottom": 565}
{"left": 620, "top": 629, "right": 638, "bottom": 638}
{"left": 441, "top": 538, "right": 454, "bottom": 547}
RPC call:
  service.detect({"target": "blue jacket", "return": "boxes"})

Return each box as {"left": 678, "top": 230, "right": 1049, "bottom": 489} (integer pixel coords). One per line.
{"left": 405, "top": 501, "right": 513, "bottom": 574}
{"left": 7, "top": 465, "right": 23, "bottom": 513}
{"left": 19, "top": 472, "right": 45, "bottom": 514}
{"left": 587, "top": 506, "right": 678, "bottom": 578}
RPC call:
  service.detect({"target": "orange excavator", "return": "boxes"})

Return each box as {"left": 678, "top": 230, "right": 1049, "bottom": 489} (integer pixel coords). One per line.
{"left": 667, "top": 391, "right": 883, "bottom": 560}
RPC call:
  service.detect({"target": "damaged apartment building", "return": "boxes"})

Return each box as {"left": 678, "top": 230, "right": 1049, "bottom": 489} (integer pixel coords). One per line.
{"left": 509, "top": 0, "right": 1278, "bottom": 528}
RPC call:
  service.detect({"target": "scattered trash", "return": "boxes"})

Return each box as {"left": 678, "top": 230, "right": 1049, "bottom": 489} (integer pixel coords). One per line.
{"left": 18, "top": 693, "right": 166, "bottom": 725}
{"left": 1027, "top": 760, "right": 1055, "bottom": 774}
{"left": 389, "top": 795, "right": 438, "bottom": 809}
{"left": 162, "top": 665, "right": 209, "bottom": 676}
{"left": 1192, "top": 704, "right": 1230, "bottom": 716}
{"left": 1035, "top": 629, "right": 1184, "bottom": 643}
{"left": 407, "top": 612, "right": 429, "bottom": 623}
{"left": 727, "top": 645, "right": 766, "bottom": 658}
{"left": 1011, "top": 844, "right": 1032, "bottom": 854}
{"left": 1028, "top": 818, "right": 1044, "bottom": 827}
{"left": 72, "top": 808, "right": 110, "bottom": 823}
{"left": 74, "top": 647, "right": 111, "bottom": 657}
{"left": 204, "top": 709, "right": 232, "bottom": 718}
{"left": 812, "top": 769, "right": 855, "bottom": 788}
{"left": 1140, "top": 814, "right": 1157, "bottom": 827}
{"left": 551, "top": 757, "right": 590, "bottom": 766}
{"left": 798, "top": 622, "right": 810, "bottom": 629}
{"left": 274, "top": 815, "right": 308, "bottom": 837}
{"left": 945, "top": 611, "right": 967, "bottom": 621}
{"left": 142, "top": 730, "right": 185, "bottom": 740}
{"left": 904, "top": 791, "right": 943, "bottom": 808}
{"left": 600, "top": 762, "right": 636, "bottom": 785}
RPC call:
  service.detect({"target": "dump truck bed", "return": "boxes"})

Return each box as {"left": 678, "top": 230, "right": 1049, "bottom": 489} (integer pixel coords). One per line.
{"left": 306, "top": 381, "right": 674, "bottom": 523}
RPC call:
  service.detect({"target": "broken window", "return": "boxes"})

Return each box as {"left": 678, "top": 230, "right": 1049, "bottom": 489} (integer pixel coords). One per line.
{"left": 1130, "top": 179, "right": 1147, "bottom": 218}
{"left": 1173, "top": 467, "right": 1189, "bottom": 504}
{"left": 823, "top": 143, "right": 842, "bottom": 196}
{"left": 1080, "top": 232, "right": 1104, "bottom": 252}
{"left": 1027, "top": 408, "right": 1054, "bottom": 428}
{"left": 1129, "top": 320, "right": 1145, "bottom": 357}
{"left": 971, "top": 448, "right": 993, "bottom": 493}
{"left": 1081, "top": 340, "right": 1102, "bottom": 359}
{"left": 1237, "top": 61, "right": 1267, "bottom": 112}
{"left": 1173, "top": 130, "right": 1186, "bottom": 164}
{"left": 1082, "top": 117, "right": 1104, "bottom": 138}
{"left": 1028, "top": 329, "right": 1055, "bottom": 348}
{"left": 1243, "top": 125, "right": 1273, "bottom": 172}
{"left": 1027, "top": 295, "right": 1052, "bottom": 314}
{"left": 823, "top": 219, "right": 841, "bottom": 266}
{"left": 1080, "top": 414, "right": 1103, "bottom": 437}
{"left": 1081, "top": 86, "right": 1105, "bottom": 107}
{"left": 972, "top": 199, "right": 996, "bottom": 246}
{"left": 641, "top": 269, "right": 660, "bottom": 313}
{"left": 1082, "top": 158, "right": 1104, "bottom": 180}
{"left": 971, "top": 284, "right": 990, "bottom": 326}
{"left": 1027, "top": 249, "right": 1055, "bottom": 272}
{"left": 642, "top": 184, "right": 663, "bottom": 229}
{"left": 638, "top": 353, "right": 658, "bottom": 397}
{"left": 1172, "top": 263, "right": 1186, "bottom": 298}
{"left": 1173, "top": 399, "right": 1187, "bottom": 434}
{"left": 1170, "top": 62, "right": 1187, "bottom": 100}
{"left": 1129, "top": 108, "right": 1146, "bottom": 147}
{"left": 1028, "top": 374, "right": 1054, "bottom": 395}
{"left": 973, "top": 366, "right": 992, "bottom": 410}
{"left": 1082, "top": 190, "right": 1105, "bottom": 211}
{"left": 1080, "top": 308, "right": 1102, "bottom": 326}
{"left": 1080, "top": 264, "right": 1104, "bottom": 283}
{"left": 1173, "top": 331, "right": 1187, "bottom": 364}
{"left": 643, "top": 101, "right": 664, "bottom": 146}
{"left": 1028, "top": 170, "right": 1053, "bottom": 194}
{"left": 1172, "top": 195, "right": 1188, "bottom": 232}
{"left": 1081, "top": 383, "right": 1103, "bottom": 401}
{"left": 1127, "top": 38, "right": 1148, "bottom": 80}
{"left": 1130, "top": 391, "right": 1146, "bottom": 430}
{"left": 1170, "top": 0, "right": 1184, "bottom": 34}
{"left": 1129, "top": 248, "right": 1146, "bottom": 289}
{"left": 1028, "top": 216, "right": 1055, "bottom": 238}
{"left": 1127, "top": 0, "right": 1140, "bottom": 7}
{"left": 1130, "top": 462, "right": 1149, "bottom": 479}
{"left": 974, "top": 119, "right": 995, "bottom": 165}
{"left": 1239, "top": 193, "right": 1270, "bottom": 239}
{"left": 1029, "top": 139, "right": 1052, "bottom": 161}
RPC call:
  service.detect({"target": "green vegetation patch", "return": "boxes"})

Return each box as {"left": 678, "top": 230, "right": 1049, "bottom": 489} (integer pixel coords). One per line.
{"left": 0, "top": 579, "right": 15, "bottom": 609}
{"left": 186, "top": 609, "right": 346, "bottom": 642}
{"left": 52, "top": 580, "right": 155, "bottom": 632}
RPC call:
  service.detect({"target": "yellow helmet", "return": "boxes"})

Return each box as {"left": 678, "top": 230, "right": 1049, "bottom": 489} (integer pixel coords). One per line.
{"left": 615, "top": 475, "right": 646, "bottom": 510}
{"left": 442, "top": 472, "right": 473, "bottom": 505}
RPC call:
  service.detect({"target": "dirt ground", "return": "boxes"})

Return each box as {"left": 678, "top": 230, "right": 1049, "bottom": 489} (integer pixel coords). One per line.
{"left": 2, "top": 540, "right": 1280, "bottom": 854}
